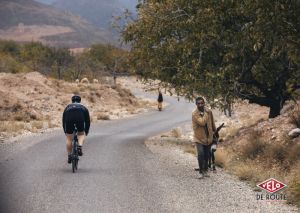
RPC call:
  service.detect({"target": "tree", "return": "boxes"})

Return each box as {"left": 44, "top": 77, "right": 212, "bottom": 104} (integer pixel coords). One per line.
{"left": 122, "top": 0, "right": 300, "bottom": 118}
{"left": 51, "top": 48, "right": 73, "bottom": 79}
{"left": 20, "top": 42, "right": 53, "bottom": 73}
{"left": 88, "top": 43, "right": 129, "bottom": 76}
{"left": 0, "top": 40, "right": 20, "bottom": 57}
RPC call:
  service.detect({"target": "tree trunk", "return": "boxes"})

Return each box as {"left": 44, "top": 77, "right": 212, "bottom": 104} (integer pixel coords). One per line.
{"left": 268, "top": 100, "right": 281, "bottom": 118}
{"left": 57, "top": 67, "right": 61, "bottom": 80}
{"left": 228, "top": 103, "right": 232, "bottom": 117}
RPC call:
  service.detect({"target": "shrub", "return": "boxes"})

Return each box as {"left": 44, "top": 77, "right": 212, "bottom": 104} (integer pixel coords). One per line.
{"left": 286, "top": 143, "right": 300, "bottom": 168}
{"left": 289, "top": 109, "right": 300, "bottom": 128}
{"left": 215, "top": 148, "right": 231, "bottom": 168}
{"left": 31, "top": 121, "right": 43, "bottom": 130}
{"left": 97, "top": 113, "right": 110, "bottom": 120}
{"left": 240, "top": 131, "right": 265, "bottom": 160}
{"left": 232, "top": 162, "right": 257, "bottom": 181}
{"left": 0, "top": 121, "right": 24, "bottom": 133}
{"left": 182, "top": 144, "right": 196, "bottom": 155}
{"left": 288, "top": 174, "right": 300, "bottom": 207}
{"left": 263, "top": 143, "right": 288, "bottom": 166}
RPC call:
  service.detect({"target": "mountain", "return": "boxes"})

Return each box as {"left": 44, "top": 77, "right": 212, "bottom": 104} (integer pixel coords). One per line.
{"left": 0, "top": 0, "right": 114, "bottom": 47}
{"left": 52, "top": 0, "right": 138, "bottom": 30}
{"left": 34, "top": 0, "right": 56, "bottom": 4}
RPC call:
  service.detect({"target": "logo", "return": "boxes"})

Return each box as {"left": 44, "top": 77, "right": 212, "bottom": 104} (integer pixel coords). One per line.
{"left": 257, "top": 178, "right": 287, "bottom": 193}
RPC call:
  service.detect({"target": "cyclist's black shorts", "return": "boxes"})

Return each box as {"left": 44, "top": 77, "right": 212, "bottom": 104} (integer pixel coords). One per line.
{"left": 64, "top": 109, "right": 85, "bottom": 134}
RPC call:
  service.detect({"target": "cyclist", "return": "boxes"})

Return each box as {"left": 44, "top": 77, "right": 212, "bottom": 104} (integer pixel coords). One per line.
{"left": 62, "top": 95, "right": 90, "bottom": 163}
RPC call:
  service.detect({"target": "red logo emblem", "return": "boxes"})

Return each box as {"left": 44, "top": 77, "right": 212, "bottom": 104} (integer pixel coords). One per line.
{"left": 257, "top": 178, "right": 287, "bottom": 193}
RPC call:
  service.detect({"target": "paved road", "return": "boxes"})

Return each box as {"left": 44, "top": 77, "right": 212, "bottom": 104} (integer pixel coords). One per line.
{"left": 0, "top": 94, "right": 196, "bottom": 213}
{"left": 0, "top": 92, "right": 297, "bottom": 213}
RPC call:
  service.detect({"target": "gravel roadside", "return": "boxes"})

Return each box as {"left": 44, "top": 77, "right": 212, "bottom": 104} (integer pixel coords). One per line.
{"left": 145, "top": 136, "right": 299, "bottom": 213}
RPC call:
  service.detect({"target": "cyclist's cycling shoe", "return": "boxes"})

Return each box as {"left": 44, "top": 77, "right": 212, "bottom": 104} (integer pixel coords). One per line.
{"left": 78, "top": 146, "right": 83, "bottom": 156}
{"left": 68, "top": 154, "right": 72, "bottom": 164}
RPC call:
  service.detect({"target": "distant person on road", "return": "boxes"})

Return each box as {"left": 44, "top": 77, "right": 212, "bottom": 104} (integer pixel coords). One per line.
{"left": 157, "top": 90, "right": 163, "bottom": 111}
{"left": 62, "top": 95, "right": 90, "bottom": 164}
{"left": 192, "top": 97, "right": 216, "bottom": 178}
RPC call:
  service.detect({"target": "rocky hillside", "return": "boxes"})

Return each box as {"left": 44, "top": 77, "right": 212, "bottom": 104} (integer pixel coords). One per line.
{"left": 0, "top": 72, "right": 154, "bottom": 140}
{"left": 0, "top": 0, "right": 113, "bottom": 47}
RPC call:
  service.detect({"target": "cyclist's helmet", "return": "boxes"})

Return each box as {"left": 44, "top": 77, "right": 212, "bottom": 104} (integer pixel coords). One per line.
{"left": 71, "top": 95, "right": 81, "bottom": 103}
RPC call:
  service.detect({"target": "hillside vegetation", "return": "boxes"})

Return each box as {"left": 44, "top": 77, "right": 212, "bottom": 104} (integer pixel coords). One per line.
{"left": 0, "top": 40, "right": 129, "bottom": 80}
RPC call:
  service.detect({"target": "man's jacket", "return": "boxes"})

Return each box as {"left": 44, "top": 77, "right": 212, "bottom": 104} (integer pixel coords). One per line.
{"left": 192, "top": 108, "right": 216, "bottom": 145}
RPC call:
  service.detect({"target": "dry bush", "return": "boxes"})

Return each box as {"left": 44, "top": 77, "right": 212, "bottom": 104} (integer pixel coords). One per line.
{"left": 289, "top": 109, "right": 300, "bottom": 128}
{"left": 239, "top": 131, "right": 265, "bottom": 160}
{"left": 232, "top": 161, "right": 259, "bottom": 181}
{"left": 12, "top": 108, "right": 40, "bottom": 122}
{"left": 182, "top": 144, "right": 196, "bottom": 155}
{"left": 222, "top": 125, "right": 239, "bottom": 138}
{"left": 285, "top": 143, "right": 300, "bottom": 167}
{"left": 31, "top": 121, "right": 43, "bottom": 130}
{"left": 97, "top": 113, "right": 110, "bottom": 120}
{"left": 94, "top": 91, "right": 101, "bottom": 98}
{"left": 72, "top": 88, "right": 80, "bottom": 95}
{"left": 88, "top": 95, "right": 96, "bottom": 103}
{"left": 171, "top": 128, "right": 182, "bottom": 138}
{"left": 0, "top": 121, "right": 24, "bottom": 133}
{"left": 263, "top": 143, "right": 288, "bottom": 166}
{"left": 47, "top": 120, "right": 57, "bottom": 128}
{"left": 127, "top": 107, "right": 136, "bottom": 114}
{"left": 13, "top": 113, "right": 27, "bottom": 122}
{"left": 288, "top": 174, "right": 300, "bottom": 207}
{"left": 215, "top": 148, "right": 231, "bottom": 169}
{"left": 115, "top": 85, "right": 133, "bottom": 98}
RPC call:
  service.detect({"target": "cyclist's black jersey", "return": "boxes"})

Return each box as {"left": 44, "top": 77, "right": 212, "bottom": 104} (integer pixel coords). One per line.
{"left": 62, "top": 103, "right": 90, "bottom": 135}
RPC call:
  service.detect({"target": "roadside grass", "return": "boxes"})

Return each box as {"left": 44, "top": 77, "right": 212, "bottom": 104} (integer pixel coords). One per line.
{"left": 288, "top": 163, "right": 300, "bottom": 206}
{"left": 0, "top": 121, "right": 25, "bottom": 133}
{"left": 182, "top": 143, "right": 196, "bottom": 155}
{"left": 214, "top": 147, "right": 232, "bottom": 169}
{"left": 97, "top": 113, "right": 110, "bottom": 120}
{"left": 232, "top": 161, "right": 258, "bottom": 182}
{"left": 220, "top": 128, "right": 300, "bottom": 206}
{"left": 31, "top": 121, "right": 44, "bottom": 132}
{"left": 289, "top": 108, "right": 300, "bottom": 128}
{"left": 171, "top": 128, "right": 182, "bottom": 138}
{"left": 239, "top": 130, "right": 266, "bottom": 160}
{"left": 127, "top": 107, "right": 136, "bottom": 114}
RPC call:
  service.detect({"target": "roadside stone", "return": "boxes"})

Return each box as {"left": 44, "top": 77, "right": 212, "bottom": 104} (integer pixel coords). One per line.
{"left": 288, "top": 128, "right": 300, "bottom": 138}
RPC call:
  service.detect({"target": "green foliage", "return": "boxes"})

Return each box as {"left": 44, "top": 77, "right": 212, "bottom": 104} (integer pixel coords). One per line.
{"left": 0, "top": 53, "right": 28, "bottom": 73}
{"left": 89, "top": 43, "right": 129, "bottom": 74}
{"left": 0, "top": 40, "right": 20, "bottom": 57}
{"left": 122, "top": 0, "right": 300, "bottom": 117}
{"left": 20, "top": 41, "right": 55, "bottom": 74}
{"left": 0, "top": 40, "right": 129, "bottom": 81}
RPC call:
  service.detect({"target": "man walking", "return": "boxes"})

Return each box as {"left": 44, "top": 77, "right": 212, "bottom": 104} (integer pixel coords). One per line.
{"left": 157, "top": 90, "right": 163, "bottom": 111}
{"left": 192, "top": 97, "right": 216, "bottom": 178}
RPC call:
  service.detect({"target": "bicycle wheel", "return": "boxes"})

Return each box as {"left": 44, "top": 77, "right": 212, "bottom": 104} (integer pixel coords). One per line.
{"left": 72, "top": 140, "right": 77, "bottom": 173}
